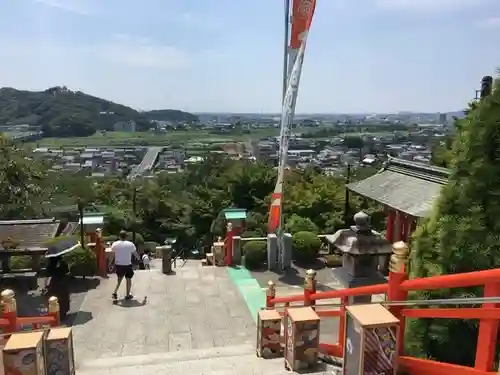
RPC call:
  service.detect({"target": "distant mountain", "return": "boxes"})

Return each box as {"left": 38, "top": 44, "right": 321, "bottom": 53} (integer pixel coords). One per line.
{"left": 0, "top": 86, "right": 197, "bottom": 138}
{"left": 142, "top": 109, "right": 198, "bottom": 123}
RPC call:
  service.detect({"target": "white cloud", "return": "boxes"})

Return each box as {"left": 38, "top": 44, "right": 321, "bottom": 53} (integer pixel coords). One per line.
{"left": 477, "top": 17, "right": 500, "bottom": 29}
{"left": 31, "top": 0, "right": 93, "bottom": 15}
{"left": 96, "top": 35, "right": 191, "bottom": 70}
{"left": 375, "top": 0, "right": 481, "bottom": 12}
{"left": 0, "top": 34, "right": 192, "bottom": 71}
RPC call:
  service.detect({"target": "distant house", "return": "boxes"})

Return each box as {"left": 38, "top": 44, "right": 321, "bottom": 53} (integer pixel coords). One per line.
{"left": 114, "top": 120, "right": 136, "bottom": 133}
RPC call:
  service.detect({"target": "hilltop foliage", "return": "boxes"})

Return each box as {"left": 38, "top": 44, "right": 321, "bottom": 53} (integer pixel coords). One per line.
{"left": 407, "top": 77, "right": 500, "bottom": 366}
{"left": 0, "top": 86, "right": 198, "bottom": 138}
{"left": 142, "top": 109, "right": 198, "bottom": 123}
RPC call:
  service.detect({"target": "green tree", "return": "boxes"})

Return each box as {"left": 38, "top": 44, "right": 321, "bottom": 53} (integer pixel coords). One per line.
{"left": 0, "top": 135, "right": 48, "bottom": 218}
{"left": 406, "top": 77, "right": 500, "bottom": 366}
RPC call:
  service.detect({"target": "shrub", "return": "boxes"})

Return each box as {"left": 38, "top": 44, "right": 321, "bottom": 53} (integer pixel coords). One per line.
{"left": 293, "top": 231, "right": 321, "bottom": 262}
{"left": 285, "top": 214, "right": 318, "bottom": 234}
{"left": 63, "top": 246, "right": 97, "bottom": 277}
{"left": 10, "top": 256, "right": 32, "bottom": 270}
{"left": 242, "top": 240, "right": 267, "bottom": 270}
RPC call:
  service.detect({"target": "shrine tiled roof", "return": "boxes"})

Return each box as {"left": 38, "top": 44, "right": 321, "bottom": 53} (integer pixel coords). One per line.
{"left": 0, "top": 219, "right": 61, "bottom": 249}
{"left": 346, "top": 158, "right": 450, "bottom": 218}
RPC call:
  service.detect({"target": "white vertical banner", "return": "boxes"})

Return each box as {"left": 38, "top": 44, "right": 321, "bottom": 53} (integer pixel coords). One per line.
{"left": 269, "top": 0, "right": 316, "bottom": 271}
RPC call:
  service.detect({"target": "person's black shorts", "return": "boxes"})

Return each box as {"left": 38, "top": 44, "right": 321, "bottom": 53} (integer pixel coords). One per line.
{"left": 115, "top": 264, "right": 134, "bottom": 279}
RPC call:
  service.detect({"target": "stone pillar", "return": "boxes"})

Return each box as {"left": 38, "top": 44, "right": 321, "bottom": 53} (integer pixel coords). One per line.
{"left": 267, "top": 234, "right": 278, "bottom": 271}
{"left": 282, "top": 233, "right": 293, "bottom": 269}
{"left": 158, "top": 245, "right": 173, "bottom": 274}
{"left": 232, "top": 236, "right": 242, "bottom": 265}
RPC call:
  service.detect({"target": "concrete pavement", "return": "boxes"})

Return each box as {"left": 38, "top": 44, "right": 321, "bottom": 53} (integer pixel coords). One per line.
{"left": 72, "top": 260, "right": 339, "bottom": 374}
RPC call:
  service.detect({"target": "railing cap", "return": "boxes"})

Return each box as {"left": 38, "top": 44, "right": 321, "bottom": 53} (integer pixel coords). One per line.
{"left": 306, "top": 269, "right": 317, "bottom": 277}
{"left": 1, "top": 289, "right": 14, "bottom": 300}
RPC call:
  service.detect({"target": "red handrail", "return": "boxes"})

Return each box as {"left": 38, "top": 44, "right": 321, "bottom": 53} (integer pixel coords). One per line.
{"left": 264, "top": 243, "right": 500, "bottom": 375}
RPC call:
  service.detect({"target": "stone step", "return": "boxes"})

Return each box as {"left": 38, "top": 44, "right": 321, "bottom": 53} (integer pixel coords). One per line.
{"left": 76, "top": 343, "right": 338, "bottom": 375}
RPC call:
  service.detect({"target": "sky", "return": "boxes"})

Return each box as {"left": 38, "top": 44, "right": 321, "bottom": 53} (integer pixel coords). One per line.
{"left": 0, "top": 0, "right": 499, "bottom": 113}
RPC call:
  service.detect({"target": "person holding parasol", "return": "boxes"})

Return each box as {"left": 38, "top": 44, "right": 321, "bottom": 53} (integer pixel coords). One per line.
{"left": 42, "top": 237, "right": 80, "bottom": 320}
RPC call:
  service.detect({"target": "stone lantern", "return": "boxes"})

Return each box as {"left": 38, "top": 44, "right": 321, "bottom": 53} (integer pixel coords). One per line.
{"left": 330, "top": 211, "right": 392, "bottom": 303}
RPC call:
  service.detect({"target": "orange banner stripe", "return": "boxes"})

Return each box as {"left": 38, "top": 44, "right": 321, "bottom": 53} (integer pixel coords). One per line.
{"left": 290, "top": 0, "right": 316, "bottom": 49}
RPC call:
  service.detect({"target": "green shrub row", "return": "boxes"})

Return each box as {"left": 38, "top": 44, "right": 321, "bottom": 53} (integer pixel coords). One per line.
{"left": 241, "top": 230, "right": 324, "bottom": 270}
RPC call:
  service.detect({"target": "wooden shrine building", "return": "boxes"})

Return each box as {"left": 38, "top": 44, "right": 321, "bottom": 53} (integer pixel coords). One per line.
{"left": 346, "top": 157, "right": 450, "bottom": 243}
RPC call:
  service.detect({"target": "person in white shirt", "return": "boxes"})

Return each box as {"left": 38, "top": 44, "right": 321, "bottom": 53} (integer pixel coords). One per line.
{"left": 142, "top": 250, "right": 151, "bottom": 270}
{"left": 111, "top": 230, "right": 140, "bottom": 300}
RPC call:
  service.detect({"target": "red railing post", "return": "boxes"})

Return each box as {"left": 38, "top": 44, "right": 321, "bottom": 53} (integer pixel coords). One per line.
{"left": 225, "top": 222, "right": 234, "bottom": 266}
{"left": 338, "top": 296, "right": 348, "bottom": 356}
{"left": 474, "top": 282, "right": 500, "bottom": 372}
{"left": 388, "top": 241, "right": 410, "bottom": 357}
{"left": 266, "top": 281, "right": 276, "bottom": 309}
{"left": 1, "top": 289, "right": 17, "bottom": 332}
{"left": 95, "top": 228, "right": 107, "bottom": 277}
{"left": 48, "top": 296, "right": 61, "bottom": 327}
{"left": 304, "top": 269, "right": 317, "bottom": 308}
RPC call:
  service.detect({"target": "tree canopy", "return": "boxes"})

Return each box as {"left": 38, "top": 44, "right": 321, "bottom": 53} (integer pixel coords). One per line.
{"left": 0, "top": 137, "right": 385, "bottom": 252}
{"left": 0, "top": 134, "right": 49, "bottom": 219}
{"left": 407, "top": 77, "right": 500, "bottom": 366}
{"left": 0, "top": 86, "right": 198, "bottom": 137}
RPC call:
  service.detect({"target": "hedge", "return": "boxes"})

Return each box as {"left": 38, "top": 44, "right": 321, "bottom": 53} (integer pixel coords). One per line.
{"left": 293, "top": 231, "right": 321, "bottom": 262}
{"left": 63, "top": 246, "right": 97, "bottom": 277}
{"left": 242, "top": 240, "right": 267, "bottom": 270}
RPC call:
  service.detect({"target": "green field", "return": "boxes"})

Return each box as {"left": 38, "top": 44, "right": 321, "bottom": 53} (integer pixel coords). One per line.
{"left": 29, "top": 128, "right": 399, "bottom": 148}
{"left": 31, "top": 129, "right": 281, "bottom": 147}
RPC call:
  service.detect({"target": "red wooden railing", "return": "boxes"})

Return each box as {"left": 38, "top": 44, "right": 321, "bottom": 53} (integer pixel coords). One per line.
{"left": 265, "top": 241, "right": 500, "bottom": 375}
{"left": 0, "top": 290, "right": 60, "bottom": 334}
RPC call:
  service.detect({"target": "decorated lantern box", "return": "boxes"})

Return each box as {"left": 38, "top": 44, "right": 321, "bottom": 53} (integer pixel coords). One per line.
{"left": 284, "top": 306, "right": 320, "bottom": 371}
{"left": 45, "top": 327, "right": 75, "bottom": 375}
{"left": 3, "top": 331, "right": 46, "bottom": 375}
{"left": 256, "top": 309, "right": 282, "bottom": 358}
{"left": 343, "top": 304, "right": 400, "bottom": 375}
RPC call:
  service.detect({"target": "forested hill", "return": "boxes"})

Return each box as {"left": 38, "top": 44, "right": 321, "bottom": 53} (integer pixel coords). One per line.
{"left": 141, "top": 109, "right": 198, "bottom": 122}
{"left": 0, "top": 86, "right": 198, "bottom": 137}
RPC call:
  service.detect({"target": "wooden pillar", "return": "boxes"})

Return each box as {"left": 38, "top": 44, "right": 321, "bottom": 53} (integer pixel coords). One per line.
{"left": 386, "top": 209, "right": 396, "bottom": 243}
{"left": 397, "top": 213, "right": 405, "bottom": 242}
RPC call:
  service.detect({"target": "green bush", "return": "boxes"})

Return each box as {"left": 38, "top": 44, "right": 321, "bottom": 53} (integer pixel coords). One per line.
{"left": 293, "top": 231, "right": 321, "bottom": 262}
{"left": 242, "top": 240, "right": 267, "bottom": 270}
{"left": 10, "top": 256, "right": 32, "bottom": 270}
{"left": 63, "top": 246, "right": 97, "bottom": 277}
{"left": 285, "top": 214, "right": 319, "bottom": 234}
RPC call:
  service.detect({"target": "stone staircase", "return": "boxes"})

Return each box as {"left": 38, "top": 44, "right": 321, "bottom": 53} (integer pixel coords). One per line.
{"left": 76, "top": 343, "right": 339, "bottom": 375}
{"left": 72, "top": 260, "right": 340, "bottom": 374}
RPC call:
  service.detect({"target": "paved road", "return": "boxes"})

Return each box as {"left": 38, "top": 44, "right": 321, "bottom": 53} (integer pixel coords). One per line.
{"left": 73, "top": 260, "right": 338, "bottom": 374}
{"left": 128, "top": 146, "right": 162, "bottom": 179}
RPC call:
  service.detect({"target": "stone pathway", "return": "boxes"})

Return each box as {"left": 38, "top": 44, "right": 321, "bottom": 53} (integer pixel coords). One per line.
{"left": 72, "top": 260, "right": 339, "bottom": 374}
